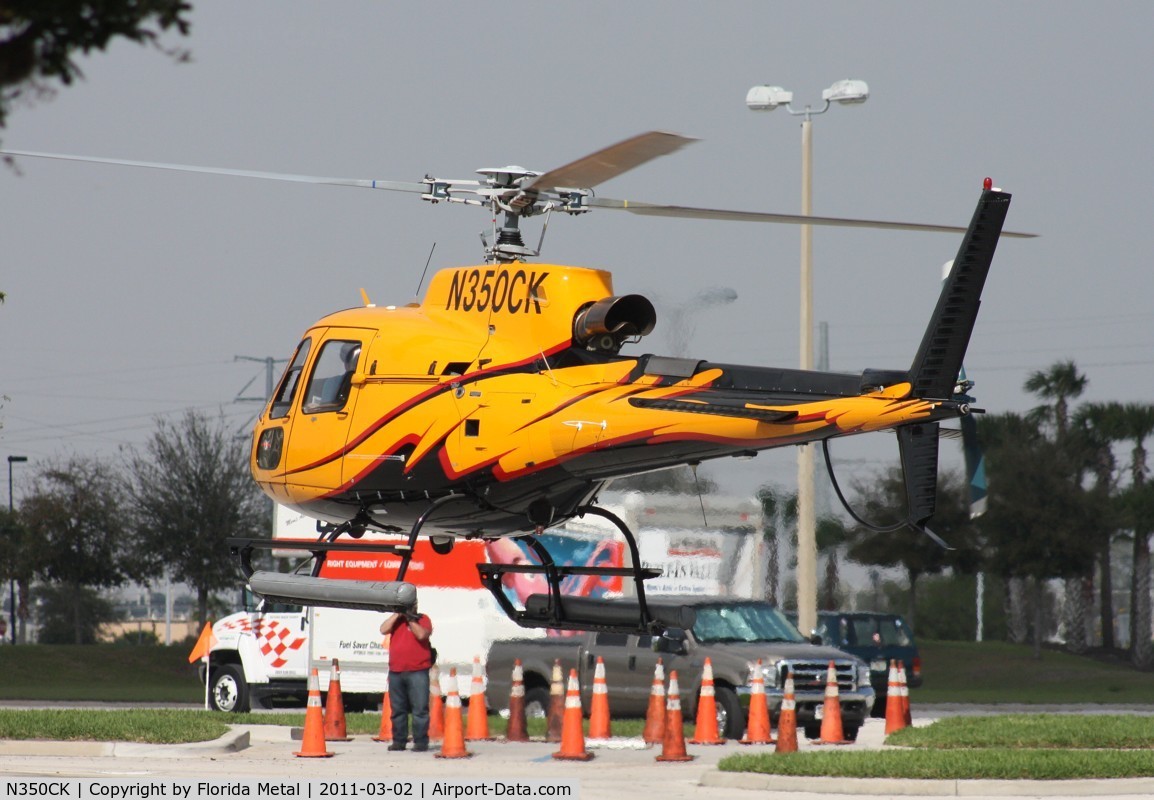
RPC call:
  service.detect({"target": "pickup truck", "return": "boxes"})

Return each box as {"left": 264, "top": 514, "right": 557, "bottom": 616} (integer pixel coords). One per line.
{"left": 485, "top": 596, "right": 875, "bottom": 740}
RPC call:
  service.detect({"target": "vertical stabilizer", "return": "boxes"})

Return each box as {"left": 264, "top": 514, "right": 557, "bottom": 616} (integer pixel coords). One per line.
{"left": 909, "top": 188, "right": 1011, "bottom": 399}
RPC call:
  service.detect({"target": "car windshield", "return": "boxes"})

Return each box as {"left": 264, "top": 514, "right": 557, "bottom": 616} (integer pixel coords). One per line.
{"left": 849, "top": 616, "right": 914, "bottom": 647}
{"left": 691, "top": 603, "right": 807, "bottom": 644}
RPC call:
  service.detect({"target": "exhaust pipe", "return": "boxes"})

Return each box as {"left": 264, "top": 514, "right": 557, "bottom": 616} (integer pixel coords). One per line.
{"left": 573, "top": 295, "right": 656, "bottom": 352}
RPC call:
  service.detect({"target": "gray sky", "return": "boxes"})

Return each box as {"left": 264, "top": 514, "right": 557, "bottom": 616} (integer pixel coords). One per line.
{"left": 2, "top": 1, "right": 1152, "bottom": 500}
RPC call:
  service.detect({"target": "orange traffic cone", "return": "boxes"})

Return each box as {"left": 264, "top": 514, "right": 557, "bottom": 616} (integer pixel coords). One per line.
{"left": 295, "top": 668, "right": 335, "bottom": 758}
{"left": 655, "top": 670, "right": 694, "bottom": 762}
{"left": 428, "top": 665, "right": 444, "bottom": 743}
{"left": 884, "top": 660, "right": 906, "bottom": 735}
{"left": 372, "top": 678, "right": 394, "bottom": 743}
{"left": 465, "top": 655, "right": 492, "bottom": 741}
{"left": 546, "top": 659, "right": 565, "bottom": 743}
{"left": 435, "top": 668, "right": 473, "bottom": 759}
{"left": 774, "top": 670, "right": 798, "bottom": 754}
{"left": 740, "top": 658, "right": 773, "bottom": 745}
{"left": 898, "top": 661, "right": 912, "bottom": 726}
{"left": 323, "top": 659, "right": 352, "bottom": 742}
{"left": 689, "top": 657, "right": 725, "bottom": 744}
{"left": 642, "top": 659, "right": 666, "bottom": 745}
{"left": 552, "top": 669, "right": 594, "bottom": 761}
{"left": 505, "top": 659, "right": 530, "bottom": 743}
{"left": 814, "top": 661, "right": 852, "bottom": 745}
{"left": 587, "top": 656, "right": 612, "bottom": 740}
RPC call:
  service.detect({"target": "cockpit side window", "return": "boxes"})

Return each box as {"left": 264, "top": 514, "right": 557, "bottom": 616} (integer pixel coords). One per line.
{"left": 269, "top": 338, "right": 312, "bottom": 419}
{"left": 302, "top": 339, "right": 362, "bottom": 414}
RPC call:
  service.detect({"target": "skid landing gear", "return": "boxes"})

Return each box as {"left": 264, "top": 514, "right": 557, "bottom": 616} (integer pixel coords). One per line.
{"left": 228, "top": 497, "right": 691, "bottom": 635}
{"left": 227, "top": 495, "right": 467, "bottom": 613}
{"left": 477, "top": 505, "right": 693, "bottom": 635}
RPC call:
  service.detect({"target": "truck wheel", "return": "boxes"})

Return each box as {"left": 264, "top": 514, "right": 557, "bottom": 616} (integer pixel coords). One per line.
{"left": 715, "top": 685, "right": 744, "bottom": 740}
{"left": 208, "top": 664, "right": 251, "bottom": 713}
{"left": 804, "top": 723, "right": 821, "bottom": 741}
{"left": 523, "top": 686, "right": 550, "bottom": 719}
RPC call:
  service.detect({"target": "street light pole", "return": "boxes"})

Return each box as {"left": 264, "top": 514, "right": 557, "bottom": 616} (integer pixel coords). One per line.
{"left": 797, "top": 113, "right": 817, "bottom": 640}
{"left": 7, "top": 455, "right": 28, "bottom": 645}
{"left": 746, "top": 80, "right": 868, "bottom": 637}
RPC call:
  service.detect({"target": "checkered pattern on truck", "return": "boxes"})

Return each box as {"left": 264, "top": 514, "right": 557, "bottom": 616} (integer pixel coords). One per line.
{"left": 218, "top": 617, "right": 307, "bottom": 669}
{"left": 776, "top": 659, "right": 855, "bottom": 693}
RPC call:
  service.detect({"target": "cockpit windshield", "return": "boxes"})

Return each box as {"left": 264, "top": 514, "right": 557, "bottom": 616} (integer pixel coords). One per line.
{"left": 691, "top": 603, "right": 808, "bottom": 644}
{"left": 269, "top": 338, "right": 311, "bottom": 419}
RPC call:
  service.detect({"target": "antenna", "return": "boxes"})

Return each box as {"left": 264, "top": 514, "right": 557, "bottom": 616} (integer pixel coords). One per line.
{"left": 414, "top": 242, "right": 436, "bottom": 299}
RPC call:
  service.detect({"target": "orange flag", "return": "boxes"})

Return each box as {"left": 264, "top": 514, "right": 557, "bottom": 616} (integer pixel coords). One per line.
{"left": 187, "top": 622, "right": 218, "bottom": 663}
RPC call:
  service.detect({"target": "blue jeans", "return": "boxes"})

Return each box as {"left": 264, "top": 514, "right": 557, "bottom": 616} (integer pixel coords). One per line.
{"left": 389, "top": 669, "right": 431, "bottom": 747}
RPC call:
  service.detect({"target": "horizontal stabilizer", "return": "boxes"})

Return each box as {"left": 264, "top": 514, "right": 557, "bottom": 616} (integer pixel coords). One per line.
{"left": 248, "top": 571, "right": 417, "bottom": 612}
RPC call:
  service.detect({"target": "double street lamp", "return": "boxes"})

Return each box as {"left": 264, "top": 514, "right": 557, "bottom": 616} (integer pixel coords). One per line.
{"left": 746, "top": 79, "right": 869, "bottom": 637}
{"left": 7, "top": 454, "right": 27, "bottom": 645}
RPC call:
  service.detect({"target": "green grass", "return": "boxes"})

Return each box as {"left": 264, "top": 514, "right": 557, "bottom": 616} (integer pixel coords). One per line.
{"left": 913, "top": 640, "right": 1154, "bottom": 704}
{"left": 889, "top": 714, "right": 1154, "bottom": 749}
{"left": 0, "top": 709, "right": 646, "bottom": 744}
{"left": 3, "top": 639, "right": 1152, "bottom": 705}
{"left": 0, "top": 709, "right": 229, "bottom": 743}
{"left": 718, "top": 749, "right": 1154, "bottom": 780}
{"left": 0, "top": 645, "right": 203, "bottom": 702}
{"left": 718, "top": 714, "right": 1154, "bottom": 779}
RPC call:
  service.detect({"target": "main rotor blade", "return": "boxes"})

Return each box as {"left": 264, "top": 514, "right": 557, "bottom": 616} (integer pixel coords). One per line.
{"left": 527, "top": 131, "right": 697, "bottom": 192}
{"left": 585, "top": 196, "right": 1037, "bottom": 238}
{"left": 0, "top": 149, "right": 430, "bottom": 194}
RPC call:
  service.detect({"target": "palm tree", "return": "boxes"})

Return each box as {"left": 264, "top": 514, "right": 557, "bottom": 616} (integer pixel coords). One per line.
{"left": 1025, "top": 361, "right": 1090, "bottom": 652}
{"left": 1074, "top": 402, "right": 1126, "bottom": 651}
{"left": 1024, "top": 360, "right": 1088, "bottom": 441}
{"left": 976, "top": 411, "right": 1101, "bottom": 656}
{"left": 757, "top": 486, "right": 797, "bottom": 607}
{"left": 1116, "top": 403, "right": 1154, "bottom": 667}
{"left": 817, "top": 516, "right": 850, "bottom": 611}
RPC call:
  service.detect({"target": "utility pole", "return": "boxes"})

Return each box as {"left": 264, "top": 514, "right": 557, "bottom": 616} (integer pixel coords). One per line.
{"left": 234, "top": 355, "right": 286, "bottom": 403}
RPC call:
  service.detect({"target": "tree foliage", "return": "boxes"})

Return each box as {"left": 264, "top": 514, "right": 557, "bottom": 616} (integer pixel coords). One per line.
{"left": 0, "top": 504, "right": 34, "bottom": 640}
{"left": 20, "top": 456, "right": 136, "bottom": 643}
{"left": 34, "top": 583, "right": 117, "bottom": 644}
{"left": 0, "top": 0, "right": 191, "bottom": 137}
{"left": 976, "top": 412, "right": 1104, "bottom": 582}
{"left": 127, "top": 410, "right": 269, "bottom": 626}
{"left": 1024, "top": 359, "right": 1087, "bottom": 441}
{"left": 846, "top": 467, "right": 979, "bottom": 628}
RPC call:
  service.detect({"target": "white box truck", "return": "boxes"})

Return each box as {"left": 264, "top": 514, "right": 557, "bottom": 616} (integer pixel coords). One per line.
{"left": 202, "top": 504, "right": 533, "bottom": 712}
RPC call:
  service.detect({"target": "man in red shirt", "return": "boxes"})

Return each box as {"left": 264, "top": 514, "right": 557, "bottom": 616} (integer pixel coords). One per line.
{"left": 380, "top": 602, "right": 435, "bottom": 751}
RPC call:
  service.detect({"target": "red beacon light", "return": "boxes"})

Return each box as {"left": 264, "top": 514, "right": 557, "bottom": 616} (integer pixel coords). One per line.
{"left": 983, "top": 177, "right": 993, "bottom": 190}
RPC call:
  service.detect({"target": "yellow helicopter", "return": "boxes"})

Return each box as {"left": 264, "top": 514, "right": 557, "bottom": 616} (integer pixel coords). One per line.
{"left": 2, "top": 132, "right": 1030, "bottom": 633}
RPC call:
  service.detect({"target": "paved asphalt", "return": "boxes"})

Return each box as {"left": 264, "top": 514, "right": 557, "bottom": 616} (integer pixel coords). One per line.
{"left": 2, "top": 707, "right": 1154, "bottom": 800}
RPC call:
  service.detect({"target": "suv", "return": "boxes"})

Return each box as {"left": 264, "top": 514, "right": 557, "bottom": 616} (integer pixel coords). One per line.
{"left": 789, "top": 611, "right": 921, "bottom": 717}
